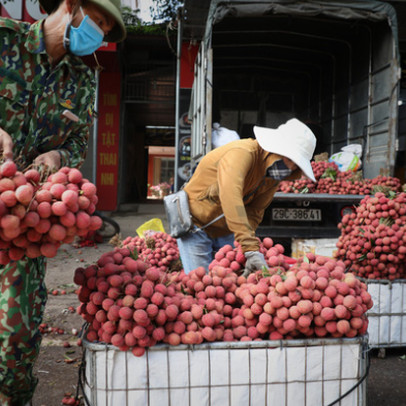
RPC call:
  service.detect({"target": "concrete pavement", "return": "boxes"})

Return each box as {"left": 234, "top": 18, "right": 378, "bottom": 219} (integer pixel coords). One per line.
{"left": 109, "top": 202, "right": 169, "bottom": 239}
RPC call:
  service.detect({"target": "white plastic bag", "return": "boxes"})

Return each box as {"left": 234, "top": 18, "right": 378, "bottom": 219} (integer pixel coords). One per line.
{"left": 212, "top": 123, "right": 240, "bottom": 148}
{"left": 329, "top": 144, "right": 362, "bottom": 172}
{"left": 341, "top": 144, "right": 362, "bottom": 157}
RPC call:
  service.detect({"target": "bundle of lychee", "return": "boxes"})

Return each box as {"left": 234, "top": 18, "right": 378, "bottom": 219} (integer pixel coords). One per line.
{"left": 76, "top": 234, "right": 371, "bottom": 356}
{"left": 0, "top": 160, "right": 101, "bottom": 264}
{"left": 181, "top": 243, "right": 370, "bottom": 341}
{"left": 312, "top": 161, "right": 340, "bottom": 180}
{"left": 335, "top": 191, "right": 406, "bottom": 279}
{"left": 278, "top": 158, "right": 402, "bottom": 195}
{"left": 287, "top": 163, "right": 369, "bottom": 195}
{"left": 121, "top": 232, "right": 181, "bottom": 272}
{"left": 364, "top": 175, "right": 401, "bottom": 194}
{"left": 278, "top": 177, "right": 316, "bottom": 194}
{"left": 177, "top": 240, "right": 295, "bottom": 343}
{"left": 75, "top": 237, "right": 293, "bottom": 354}
{"left": 315, "top": 170, "right": 372, "bottom": 195}
{"left": 207, "top": 236, "right": 295, "bottom": 273}
{"left": 75, "top": 246, "right": 192, "bottom": 357}
{"left": 277, "top": 161, "right": 333, "bottom": 193}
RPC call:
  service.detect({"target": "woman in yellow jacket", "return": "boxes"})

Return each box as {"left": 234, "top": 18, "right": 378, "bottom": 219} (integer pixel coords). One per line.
{"left": 177, "top": 118, "right": 317, "bottom": 274}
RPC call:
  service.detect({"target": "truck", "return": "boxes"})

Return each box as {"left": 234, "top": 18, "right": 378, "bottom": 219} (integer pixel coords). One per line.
{"left": 177, "top": 0, "right": 406, "bottom": 251}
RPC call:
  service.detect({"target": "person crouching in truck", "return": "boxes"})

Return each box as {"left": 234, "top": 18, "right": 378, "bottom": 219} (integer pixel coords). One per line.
{"left": 0, "top": 0, "right": 126, "bottom": 404}
{"left": 177, "top": 118, "right": 317, "bottom": 275}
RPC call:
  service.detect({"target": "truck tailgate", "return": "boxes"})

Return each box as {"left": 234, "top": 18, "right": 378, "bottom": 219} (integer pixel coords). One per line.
{"left": 257, "top": 193, "right": 365, "bottom": 239}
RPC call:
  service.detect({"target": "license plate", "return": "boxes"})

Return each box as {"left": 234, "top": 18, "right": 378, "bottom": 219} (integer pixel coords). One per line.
{"left": 272, "top": 208, "right": 322, "bottom": 221}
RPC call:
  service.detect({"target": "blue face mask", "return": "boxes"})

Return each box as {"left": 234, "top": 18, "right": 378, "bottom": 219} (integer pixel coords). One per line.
{"left": 64, "top": 8, "right": 105, "bottom": 56}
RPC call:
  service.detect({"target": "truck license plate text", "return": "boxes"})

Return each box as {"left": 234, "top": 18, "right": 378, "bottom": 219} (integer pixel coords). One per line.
{"left": 272, "top": 208, "right": 322, "bottom": 221}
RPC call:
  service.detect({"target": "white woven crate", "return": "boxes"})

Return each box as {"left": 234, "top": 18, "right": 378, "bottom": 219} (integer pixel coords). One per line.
{"left": 365, "top": 279, "right": 406, "bottom": 348}
{"left": 82, "top": 336, "right": 368, "bottom": 406}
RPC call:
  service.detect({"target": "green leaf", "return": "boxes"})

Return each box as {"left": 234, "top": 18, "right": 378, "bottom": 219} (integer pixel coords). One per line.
{"left": 399, "top": 355, "right": 406, "bottom": 360}
{"left": 357, "top": 254, "right": 367, "bottom": 262}
{"left": 262, "top": 269, "right": 271, "bottom": 278}
{"left": 303, "top": 255, "right": 310, "bottom": 264}
{"left": 130, "top": 249, "right": 139, "bottom": 260}
{"left": 321, "top": 167, "right": 337, "bottom": 181}
{"left": 379, "top": 217, "right": 395, "bottom": 227}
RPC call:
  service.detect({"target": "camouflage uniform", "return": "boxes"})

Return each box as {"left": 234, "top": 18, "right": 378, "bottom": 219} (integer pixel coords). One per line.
{"left": 0, "top": 17, "right": 95, "bottom": 405}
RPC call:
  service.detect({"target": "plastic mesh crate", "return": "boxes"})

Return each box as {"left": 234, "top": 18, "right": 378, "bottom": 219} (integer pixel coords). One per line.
{"left": 366, "top": 279, "right": 406, "bottom": 348}
{"left": 81, "top": 336, "right": 368, "bottom": 406}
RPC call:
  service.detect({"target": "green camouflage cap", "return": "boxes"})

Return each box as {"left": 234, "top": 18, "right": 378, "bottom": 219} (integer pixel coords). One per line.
{"left": 39, "top": 0, "right": 126, "bottom": 42}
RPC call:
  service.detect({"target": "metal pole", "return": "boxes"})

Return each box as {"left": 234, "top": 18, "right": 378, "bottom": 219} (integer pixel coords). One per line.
{"left": 174, "top": 7, "right": 183, "bottom": 192}
{"left": 92, "top": 68, "right": 101, "bottom": 185}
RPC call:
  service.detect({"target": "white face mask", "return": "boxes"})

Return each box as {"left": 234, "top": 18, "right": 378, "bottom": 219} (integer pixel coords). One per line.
{"left": 63, "top": 7, "right": 105, "bottom": 56}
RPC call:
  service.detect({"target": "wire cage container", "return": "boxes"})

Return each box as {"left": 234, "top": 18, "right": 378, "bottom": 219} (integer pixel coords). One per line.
{"left": 81, "top": 335, "right": 368, "bottom": 406}
{"left": 365, "top": 279, "right": 406, "bottom": 349}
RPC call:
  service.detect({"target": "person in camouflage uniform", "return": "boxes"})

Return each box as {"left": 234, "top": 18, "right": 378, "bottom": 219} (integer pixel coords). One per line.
{"left": 0, "top": 0, "right": 126, "bottom": 404}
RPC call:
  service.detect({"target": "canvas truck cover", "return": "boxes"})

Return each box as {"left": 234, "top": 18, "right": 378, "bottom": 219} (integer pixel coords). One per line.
{"left": 188, "top": 0, "right": 401, "bottom": 178}
{"left": 205, "top": 0, "right": 399, "bottom": 46}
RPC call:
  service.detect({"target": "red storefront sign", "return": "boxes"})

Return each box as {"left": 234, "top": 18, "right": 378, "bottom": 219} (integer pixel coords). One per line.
{"left": 96, "top": 72, "right": 121, "bottom": 211}
{"left": 180, "top": 42, "right": 199, "bottom": 89}
{"left": 99, "top": 42, "right": 117, "bottom": 52}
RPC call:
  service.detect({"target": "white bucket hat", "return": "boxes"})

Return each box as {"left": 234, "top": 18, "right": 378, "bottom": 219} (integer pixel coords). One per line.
{"left": 254, "top": 118, "right": 317, "bottom": 182}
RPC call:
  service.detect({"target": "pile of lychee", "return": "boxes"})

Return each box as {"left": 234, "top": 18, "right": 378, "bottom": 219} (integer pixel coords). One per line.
{"left": 75, "top": 234, "right": 372, "bottom": 356}
{"left": 278, "top": 159, "right": 401, "bottom": 195}
{"left": 335, "top": 192, "right": 406, "bottom": 279}
{"left": 0, "top": 160, "right": 101, "bottom": 263}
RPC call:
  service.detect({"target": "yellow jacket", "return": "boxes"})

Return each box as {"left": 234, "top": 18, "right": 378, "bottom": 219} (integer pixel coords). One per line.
{"left": 184, "top": 138, "right": 301, "bottom": 253}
